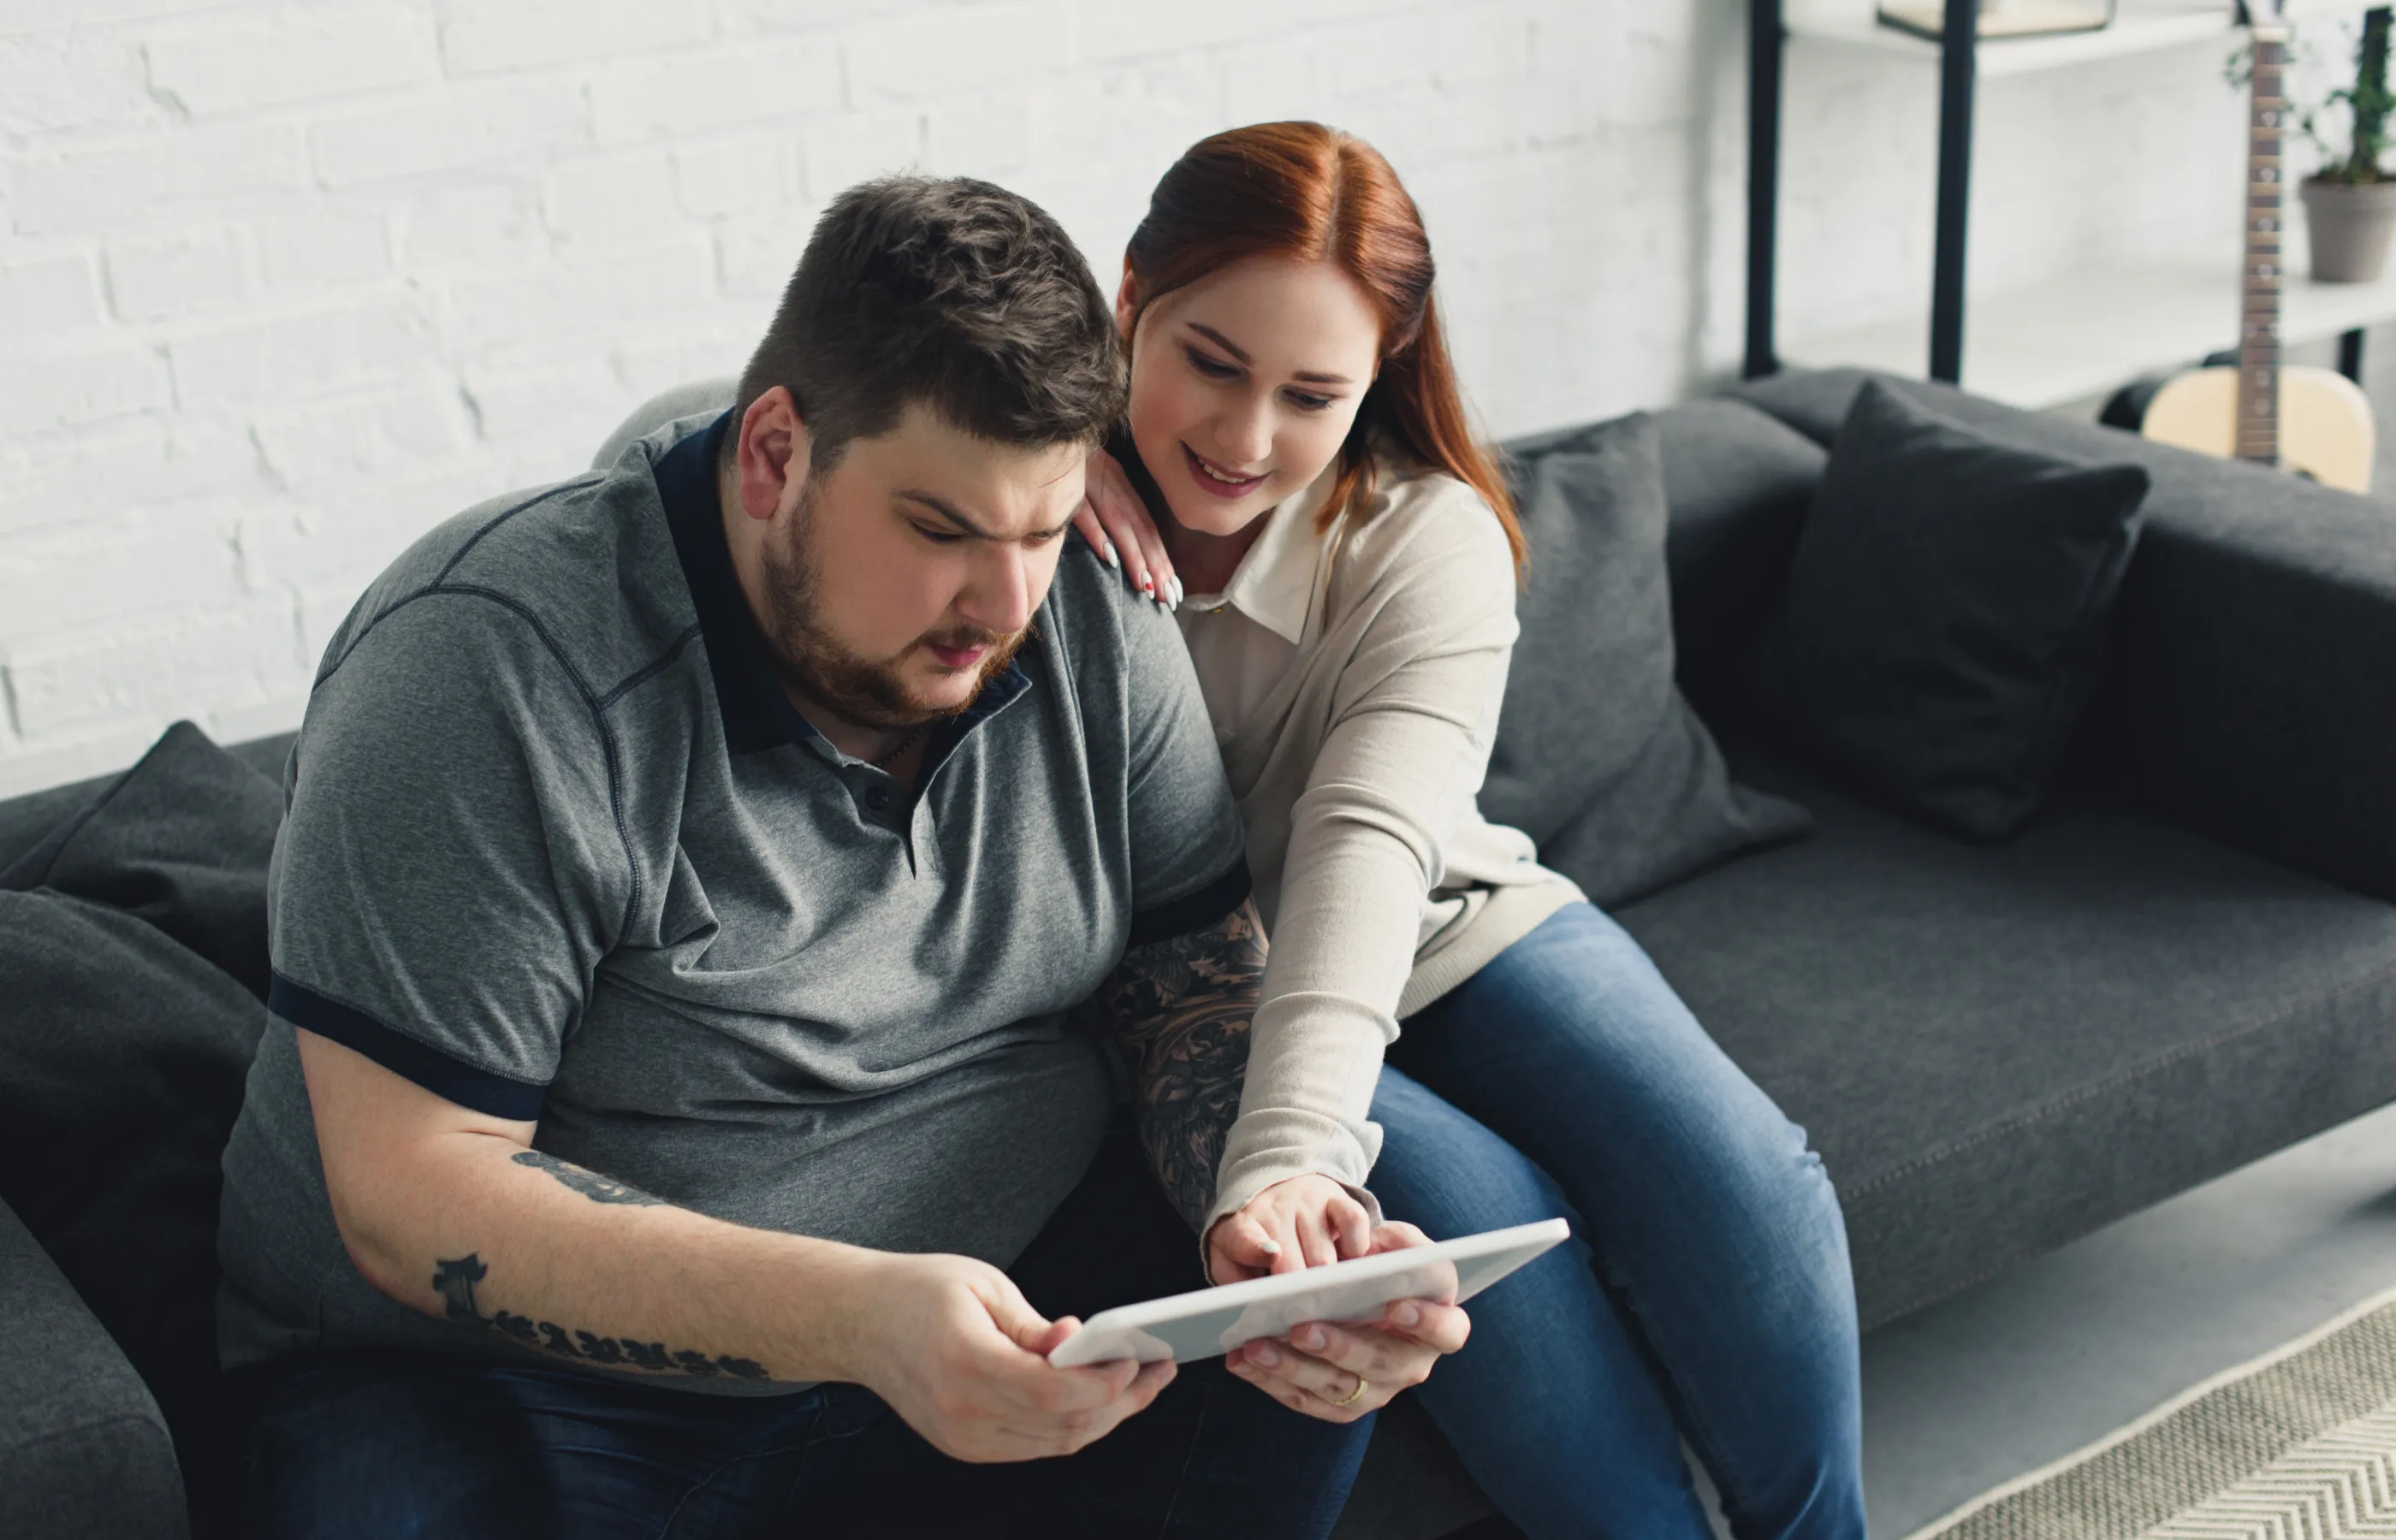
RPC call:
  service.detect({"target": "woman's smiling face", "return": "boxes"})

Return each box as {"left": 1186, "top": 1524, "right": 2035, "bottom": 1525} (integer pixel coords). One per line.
{"left": 1120, "top": 253, "right": 1384, "bottom": 539}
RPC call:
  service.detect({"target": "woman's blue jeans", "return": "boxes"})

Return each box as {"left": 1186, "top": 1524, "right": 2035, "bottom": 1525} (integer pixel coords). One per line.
{"left": 1369, "top": 901, "right": 1865, "bottom": 1539}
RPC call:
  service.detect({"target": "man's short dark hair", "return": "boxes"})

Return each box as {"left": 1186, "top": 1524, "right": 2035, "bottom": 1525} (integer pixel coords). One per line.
{"left": 728, "top": 176, "right": 1124, "bottom": 470}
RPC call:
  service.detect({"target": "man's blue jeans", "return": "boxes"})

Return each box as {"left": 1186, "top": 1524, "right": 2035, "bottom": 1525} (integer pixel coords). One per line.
{"left": 238, "top": 1126, "right": 1373, "bottom": 1539}
{"left": 1371, "top": 901, "right": 1866, "bottom": 1539}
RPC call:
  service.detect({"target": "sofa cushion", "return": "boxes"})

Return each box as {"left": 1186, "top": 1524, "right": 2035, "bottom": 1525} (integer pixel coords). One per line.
{"left": 1743, "top": 381, "right": 2152, "bottom": 841}
{"left": 0, "top": 1197, "right": 187, "bottom": 1540}
{"left": 1614, "top": 730, "right": 2396, "bottom": 1330}
{"left": 0, "top": 734, "right": 292, "bottom": 881}
{"left": 1652, "top": 397, "right": 1828, "bottom": 708}
{"left": 3, "top": 721, "right": 285, "bottom": 1001}
{"left": 1480, "top": 411, "right": 1813, "bottom": 908}
{"left": 0, "top": 772, "right": 118, "bottom": 878}
{"left": 1736, "top": 365, "right": 2396, "bottom": 912}
{"left": 0, "top": 722, "right": 281, "bottom": 1535}
{"left": 224, "top": 730, "right": 295, "bottom": 788}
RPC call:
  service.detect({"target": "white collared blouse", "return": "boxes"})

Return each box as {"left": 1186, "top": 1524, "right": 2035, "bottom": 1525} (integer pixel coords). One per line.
{"left": 1169, "top": 456, "right": 1585, "bottom": 1234}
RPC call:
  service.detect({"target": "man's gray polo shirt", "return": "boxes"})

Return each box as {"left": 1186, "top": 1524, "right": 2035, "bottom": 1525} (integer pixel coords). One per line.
{"left": 216, "top": 412, "right": 1248, "bottom": 1390}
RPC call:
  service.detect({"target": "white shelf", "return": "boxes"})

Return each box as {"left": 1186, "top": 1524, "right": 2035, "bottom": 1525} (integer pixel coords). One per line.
{"left": 1781, "top": 252, "right": 2396, "bottom": 409}
{"left": 1783, "top": 2, "right": 2380, "bottom": 78}
{"left": 1770, "top": 1, "right": 2394, "bottom": 406}
{"left": 1786, "top": 1, "right": 2237, "bottom": 76}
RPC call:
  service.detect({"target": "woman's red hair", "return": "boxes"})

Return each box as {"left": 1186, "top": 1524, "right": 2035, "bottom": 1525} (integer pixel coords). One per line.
{"left": 1124, "top": 121, "right": 1525, "bottom": 573}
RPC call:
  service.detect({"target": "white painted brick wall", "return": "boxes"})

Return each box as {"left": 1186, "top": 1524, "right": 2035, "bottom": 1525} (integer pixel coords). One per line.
{"left": 0, "top": 0, "right": 2284, "bottom": 795}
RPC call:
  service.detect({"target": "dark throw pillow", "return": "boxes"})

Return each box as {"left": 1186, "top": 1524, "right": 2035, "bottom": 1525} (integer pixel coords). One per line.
{"left": 1745, "top": 379, "right": 2153, "bottom": 841}
{"left": 3, "top": 720, "right": 284, "bottom": 1000}
{"left": 1483, "top": 411, "right": 1814, "bottom": 908}
{"left": 0, "top": 720, "right": 282, "bottom": 1537}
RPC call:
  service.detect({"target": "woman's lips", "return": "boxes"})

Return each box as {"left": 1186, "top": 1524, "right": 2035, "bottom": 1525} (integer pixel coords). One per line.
{"left": 1182, "top": 442, "right": 1266, "bottom": 500}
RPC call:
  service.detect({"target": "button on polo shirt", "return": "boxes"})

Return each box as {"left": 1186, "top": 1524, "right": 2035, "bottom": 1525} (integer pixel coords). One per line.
{"left": 218, "top": 412, "right": 1249, "bottom": 1391}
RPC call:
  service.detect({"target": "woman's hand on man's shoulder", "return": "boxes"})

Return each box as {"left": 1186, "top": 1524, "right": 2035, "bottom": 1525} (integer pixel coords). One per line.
{"left": 1072, "top": 446, "right": 1181, "bottom": 611}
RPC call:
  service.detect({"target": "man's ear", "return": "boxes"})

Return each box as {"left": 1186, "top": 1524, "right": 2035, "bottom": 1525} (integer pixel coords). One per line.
{"left": 1113, "top": 257, "right": 1139, "bottom": 347}
{"left": 734, "top": 387, "right": 810, "bottom": 523}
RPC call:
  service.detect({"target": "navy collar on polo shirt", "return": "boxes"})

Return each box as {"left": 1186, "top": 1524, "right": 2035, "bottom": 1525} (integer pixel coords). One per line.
{"left": 655, "top": 411, "right": 1034, "bottom": 766}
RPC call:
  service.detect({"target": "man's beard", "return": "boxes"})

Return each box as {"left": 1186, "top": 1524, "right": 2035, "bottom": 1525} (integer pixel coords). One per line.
{"left": 754, "top": 484, "right": 1029, "bottom": 732}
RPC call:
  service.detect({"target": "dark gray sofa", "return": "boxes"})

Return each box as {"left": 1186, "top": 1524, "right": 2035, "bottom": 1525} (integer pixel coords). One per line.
{"left": 3, "top": 368, "right": 2391, "bottom": 1538}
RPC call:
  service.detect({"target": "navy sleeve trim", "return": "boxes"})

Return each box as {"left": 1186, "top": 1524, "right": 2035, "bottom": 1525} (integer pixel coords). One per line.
{"left": 269, "top": 972, "right": 550, "bottom": 1122}
{"left": 1126, "top": 856, "right": 1254, "bottom": 950}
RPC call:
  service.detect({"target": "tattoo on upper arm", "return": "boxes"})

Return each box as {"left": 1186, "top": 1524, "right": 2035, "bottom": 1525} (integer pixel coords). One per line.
{"left": 511, "top": 1149, "right": 665, "bottom": 1206}
{"left": 430, "top": 1253, "right": 771, "bottom": 1382}
{"left": 1098, "top": 897, "right": 1266, "bottom": 1234}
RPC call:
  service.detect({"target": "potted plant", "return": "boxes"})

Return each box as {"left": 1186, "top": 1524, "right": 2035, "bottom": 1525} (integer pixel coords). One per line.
{"left": 2297, "top": 6, "right": 2396, "bottom": 282}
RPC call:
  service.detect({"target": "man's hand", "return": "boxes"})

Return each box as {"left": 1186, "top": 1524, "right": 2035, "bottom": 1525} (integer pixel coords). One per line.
{"left": 1220, "top": 1219, "right": 1471, "bottom": 1425}
{"left": 852, "top": 1252, "right": 1177, "bottom": 1463}
{"left": 1206, "top": 1173, "right": 1376, "bottom": 1281}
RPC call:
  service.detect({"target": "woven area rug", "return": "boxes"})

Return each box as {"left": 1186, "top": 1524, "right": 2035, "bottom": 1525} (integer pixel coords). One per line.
{"left": 1901, "top": 1282, "right": 2396, "bottom": 1539}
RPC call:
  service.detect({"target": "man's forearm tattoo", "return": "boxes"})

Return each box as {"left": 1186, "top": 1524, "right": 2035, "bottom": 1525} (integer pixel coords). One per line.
{"left": 430, "top": 1253, "right": 769, "bottom": 1382}
{"left": 1098, "top": 897, "right": 1266, "bottom": 1234}
{"left": 511, "top": 1149, "right": 664, "bottom": 1206}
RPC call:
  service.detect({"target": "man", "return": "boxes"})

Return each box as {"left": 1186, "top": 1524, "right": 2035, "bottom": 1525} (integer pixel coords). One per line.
{"left": 216, "top": 176, "right": 1465, "bottom": 1538}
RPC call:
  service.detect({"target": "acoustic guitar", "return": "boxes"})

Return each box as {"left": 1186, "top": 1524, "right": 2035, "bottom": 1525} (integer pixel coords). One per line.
{"left": 2133, "top": 7, "right": 2376, "bottom": 491}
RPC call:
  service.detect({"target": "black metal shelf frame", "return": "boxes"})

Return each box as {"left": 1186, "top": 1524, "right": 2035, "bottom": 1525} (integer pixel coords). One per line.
{"left": 1742, "top": 0, "right": 2369, "bottom": 388}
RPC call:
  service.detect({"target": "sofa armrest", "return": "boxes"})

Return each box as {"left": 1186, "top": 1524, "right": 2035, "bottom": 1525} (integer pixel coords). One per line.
{"left": 2081, "top": 453, "right": 2396, "bottom": 905}
{"left": 592, "top": 376, "right": 735, "bottom": 471}
{"left": 0, "top": 1199, "right": 187, "bottom": 1540}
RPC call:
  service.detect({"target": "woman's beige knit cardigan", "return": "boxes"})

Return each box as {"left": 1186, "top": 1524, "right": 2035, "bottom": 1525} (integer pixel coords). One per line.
{"left": 1202, "top": 458, "right": 1582, "bottom": 1236}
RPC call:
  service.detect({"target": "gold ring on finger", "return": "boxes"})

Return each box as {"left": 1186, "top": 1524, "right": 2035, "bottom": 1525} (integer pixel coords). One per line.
{"left": 1331, "top": 1376, "right": 1370, "bottom": 1408}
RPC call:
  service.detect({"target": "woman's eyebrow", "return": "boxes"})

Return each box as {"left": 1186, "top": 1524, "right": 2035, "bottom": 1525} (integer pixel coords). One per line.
{"left": 1184, "top": 322, "right": 1251, "bottom": 364}
{"left": 1184, "top": 321, "right": 1353, "bottom": 386}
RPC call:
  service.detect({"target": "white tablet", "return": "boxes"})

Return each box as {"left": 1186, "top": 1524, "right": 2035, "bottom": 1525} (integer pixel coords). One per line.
{"left": 1047, "top": 1217, "right": 1570, "bottom": 1368}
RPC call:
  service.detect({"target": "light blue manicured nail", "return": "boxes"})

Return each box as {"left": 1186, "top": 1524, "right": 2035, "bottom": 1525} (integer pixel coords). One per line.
{"left": 1103, "top": 542, "right": 1119, "bottom": 568}
{"left": 1169, "top": 576, "right": 1183, "bottom": 607}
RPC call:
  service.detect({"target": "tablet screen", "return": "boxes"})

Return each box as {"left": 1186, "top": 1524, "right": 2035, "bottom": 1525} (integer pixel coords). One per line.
{"left": 1048, "top": 1218, "right": 1569, "bottom": 1367}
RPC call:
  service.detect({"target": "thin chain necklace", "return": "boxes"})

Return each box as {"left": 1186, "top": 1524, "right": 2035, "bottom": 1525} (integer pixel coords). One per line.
{"left": 868, "top": 725, "right": 922, "bottom": 771}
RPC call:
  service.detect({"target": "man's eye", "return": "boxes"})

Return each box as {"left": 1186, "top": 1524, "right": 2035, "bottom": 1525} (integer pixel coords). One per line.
{"left": 913, "top": 524, "right": 964, "bottom": 545}
{"left": 1186, "top": 348, "right": 1239, "bottom": 379}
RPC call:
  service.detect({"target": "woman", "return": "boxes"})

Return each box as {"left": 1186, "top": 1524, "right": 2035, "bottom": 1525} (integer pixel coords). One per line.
{"left": 1082, "top": 122, "right": 1866, "bottom": 1538}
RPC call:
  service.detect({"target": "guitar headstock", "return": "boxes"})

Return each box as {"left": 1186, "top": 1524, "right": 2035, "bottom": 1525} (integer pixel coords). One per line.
{"left": 2239, "top": 0, "right": 2292, "bottom": 42}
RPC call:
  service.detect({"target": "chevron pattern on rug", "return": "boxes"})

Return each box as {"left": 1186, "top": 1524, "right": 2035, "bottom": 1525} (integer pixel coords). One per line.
{"left": 2143, "top": 1403, "right": 2396, "bottom": 1538}
{"left": 1904, "top": 1285, "right": 2396, "bottom": 1540}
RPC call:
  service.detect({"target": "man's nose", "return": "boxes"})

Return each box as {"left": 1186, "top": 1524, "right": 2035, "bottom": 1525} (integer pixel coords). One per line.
{"left": 958, "top": 545, "right": 1039, "bottom": 636}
